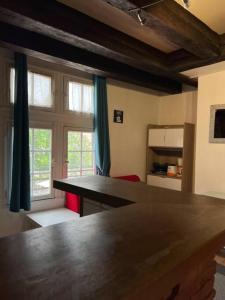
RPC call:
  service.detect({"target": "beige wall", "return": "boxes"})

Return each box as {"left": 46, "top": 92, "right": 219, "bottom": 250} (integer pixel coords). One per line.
{"left": 107, "top": 82, "right": 159, "bottom": 180}
{"left": 195, "top": 71, "right": 225, "bottom": 199}
{"left": 107, "top": 86, "right": 197, "bottom": 181}
{"left": 158, "top": 91, "right": 197, "bottom": 125}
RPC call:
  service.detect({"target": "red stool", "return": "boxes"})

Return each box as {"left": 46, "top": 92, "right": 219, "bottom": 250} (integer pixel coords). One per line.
{"left": 65, "top": 193, "right": 80, "bottom": 213}
{"left": 114, "top": 175, "right": 141, "bottom": 182}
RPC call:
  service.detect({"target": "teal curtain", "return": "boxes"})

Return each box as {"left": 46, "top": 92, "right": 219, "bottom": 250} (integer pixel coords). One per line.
{"left": 10, "top": 53, "right": 30, "bottom": 212}
{"left": 93, "top": 75, "right": 111, "bottom": 176}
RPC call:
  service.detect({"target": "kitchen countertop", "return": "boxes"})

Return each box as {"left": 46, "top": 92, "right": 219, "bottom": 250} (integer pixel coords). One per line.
{"left": 0, "top": 176, "right": 225, "bottom": 299}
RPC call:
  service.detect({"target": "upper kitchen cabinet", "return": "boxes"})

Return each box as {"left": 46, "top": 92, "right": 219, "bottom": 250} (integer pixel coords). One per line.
{"left": 148, "top": 127, "right": 184, "bottom": 148}
{"left": 164, "top": 128, "right": 184, "bottom": 148}
{"left": 148, "top": 128, "right": 166, "bottom": 147}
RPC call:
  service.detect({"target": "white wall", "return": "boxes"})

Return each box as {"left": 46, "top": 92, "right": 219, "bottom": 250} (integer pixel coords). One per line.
{"left": 195, "top": 71, "right": 225, "bottom": 199}
{"left": 107, "top": 82, "right": 159, "bottom": 181}
{"left": 158, "top": 91, "right": 197, "bottom": 125}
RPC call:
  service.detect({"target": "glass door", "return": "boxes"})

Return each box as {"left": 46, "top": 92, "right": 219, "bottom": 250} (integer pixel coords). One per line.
{"left": 63, "top": 128, "right": 95, "bottom": 178}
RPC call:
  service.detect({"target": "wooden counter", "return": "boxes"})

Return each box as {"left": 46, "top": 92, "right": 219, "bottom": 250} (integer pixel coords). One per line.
{"left": 0, "top": 176, "right": 225, "bottom": 299}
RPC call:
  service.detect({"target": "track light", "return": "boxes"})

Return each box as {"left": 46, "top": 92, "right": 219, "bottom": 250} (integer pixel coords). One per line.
{"left": 137, "top": 9, "right": 146, "bottom": 26}
{"left": 183, "top": 0, "right": 190, "bottom": 9}
{"left": 135, "top": 0, "right": 190, "bottom": 26}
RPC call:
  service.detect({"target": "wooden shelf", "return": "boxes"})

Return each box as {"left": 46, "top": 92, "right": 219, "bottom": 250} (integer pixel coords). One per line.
{"left": 148, "top": 173, "right": 182, "bottom": 180}
{"left": 146, "top": 123, "right": 194, "bottom": 192}
{"left": 149, "top": 147, "right": 183, "bottom": 152}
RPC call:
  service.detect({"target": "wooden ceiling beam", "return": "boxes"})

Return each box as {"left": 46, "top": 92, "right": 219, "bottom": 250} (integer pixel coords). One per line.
{"left": 0, "top": 21, "right": 183, "bottom": 94}
{"left": 103, "top": 0, "right": 220, "bottom": 59}
{"left": 169, "top": 43, "right": 225, "bottom": 73}
{"left": 0, "top": 0, "right": 168, "bottom": 74}
{"left": 0, "top": 0, "right": 197, "bottom": 88}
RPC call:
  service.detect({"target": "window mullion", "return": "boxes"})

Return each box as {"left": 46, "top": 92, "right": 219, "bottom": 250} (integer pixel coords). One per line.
{"left": 80, "top": 132, "right": 83, "bottom": 176}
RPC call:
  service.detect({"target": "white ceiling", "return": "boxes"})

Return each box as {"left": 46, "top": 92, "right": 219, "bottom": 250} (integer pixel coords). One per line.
{"left": 182, "top": 61, "right": 225, "bottom": 78}
{"left": 175, "top": 0, "right": 225, "bottom": 34}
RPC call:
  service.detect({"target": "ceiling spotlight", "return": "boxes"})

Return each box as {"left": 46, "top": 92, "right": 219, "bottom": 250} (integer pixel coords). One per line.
{"left": 182, "top": 0, "right": 190, "bottom": 9}
{"left": 137, "top": 9, "right": 146, "bottom": 26}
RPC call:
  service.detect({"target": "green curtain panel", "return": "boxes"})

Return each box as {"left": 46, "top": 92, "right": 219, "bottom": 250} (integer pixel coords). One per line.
{"left": 10, "top": 53, "right": 30, "bottom": 212}
{"left": 93, "top": 75, "right": 111, "bottom": 176}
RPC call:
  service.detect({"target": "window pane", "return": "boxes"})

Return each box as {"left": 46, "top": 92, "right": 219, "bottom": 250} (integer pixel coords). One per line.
{"left": 82, "top": 170, "right": 95, "bottom": 176}
{"left": 68, "top": 171, "right": 81, "bottom": 177}
{"left": 68, "top": 131, "right": 81, "bottom": 151}
{"left": 28, "top": 72, "right": 52, "bottom": 107}
{"left": 34, "top": 152, "right": 51, "bottom": 172}
{"left": 10, "top": 68, "right": 15, "bottom": 103}
{"left": 68, "top": 152, "right": 81, "bottom": 170}
{"left": 34, "top": 129, "right": 51, "bottom": 150}
{"left": 82, "top": 152, "right": 93, "bottom": 169}
{"left": 82, "top": 132, "right": 93, "bottom": 151}
{"left": 67, "top": 131, "right": 95, "bottom": 178}
{"left": 29, "top": 128, "right": 52, "bottom": 199}
{"left": 68, "top": 81, "right": 93, "bottom": 113}
{"left": 32, "top": 173, "right": 51, "bottom": 197}
{"left": 10, "top": 68, "right": 53, "bottom": 108}
{"left": 82, "top": 85, "right": 93, "bottom": 113}
{"left": 69, "top": 82, "right": 81, "bottom": 112}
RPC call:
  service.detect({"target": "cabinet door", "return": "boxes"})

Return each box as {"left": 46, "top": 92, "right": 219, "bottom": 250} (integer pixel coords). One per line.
{"left": 164, "top": 128, "right": 184, "bottom": 148}
{"left": 148, "top": 129, "right": 165, "bottom": 147}
{"left": 147, "top": 175, "right": 182, "bottom": 191}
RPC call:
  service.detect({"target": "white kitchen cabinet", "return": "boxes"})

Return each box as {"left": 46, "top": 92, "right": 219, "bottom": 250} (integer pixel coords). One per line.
{"left": 146, "top": 123, "right": 195, "bottom": 192}
{"left": 147, "top": 175, "right": 182, "bottom": 191}
{"left": 148, "top": 127, "right": 183, "bottom": 148}
{"left": 148, "top": 128, "right": 165, "bottom": 147}
{"left": 164, "top": 128, "right": 184, "bottom": 148}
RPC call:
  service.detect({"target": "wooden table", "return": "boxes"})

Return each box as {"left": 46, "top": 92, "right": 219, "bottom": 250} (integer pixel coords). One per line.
{"left": 0, "top": 176, "right": 225, "bottom": 299}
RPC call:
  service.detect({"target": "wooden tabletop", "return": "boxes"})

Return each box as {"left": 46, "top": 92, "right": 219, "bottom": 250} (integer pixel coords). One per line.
{"left": 1, "top": 176, "right": 225, "bottom": 299}
{"left": 53, "top": 175, "right": 225, "bottom": 207}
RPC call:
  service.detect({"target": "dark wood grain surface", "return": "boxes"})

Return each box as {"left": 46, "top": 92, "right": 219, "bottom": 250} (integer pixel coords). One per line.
{"left": 1, "top": 176, "right": 225, "bottom": 299}
{"left": 53, "top": 175, "right": 225, "bottom": 207}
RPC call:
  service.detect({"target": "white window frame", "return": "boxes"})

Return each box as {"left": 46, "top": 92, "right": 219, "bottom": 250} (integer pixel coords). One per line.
{"left": 29, "top": 121, "right": 55, "bottom": 201}
{"left": 63, "top": 75, "right": 94, "bottom": 117}
{"left": 63, "top": 126, "right": 95, "bottom": 179}
{"left": 8, "top": 64, "right": 56, "bottom": 112}
{"left": 1, "top": 55, "right": 95, "bottom": 209}
{"left": 4, "top": 121, "right": 13, "bottom": 206}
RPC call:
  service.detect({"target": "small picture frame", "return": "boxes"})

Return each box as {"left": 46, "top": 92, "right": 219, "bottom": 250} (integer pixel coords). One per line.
{"left": 113, "top": 110, "right": 123, "bottom": 124}
{"left": 209, "top": 104, "right": 225, "bottom": 143}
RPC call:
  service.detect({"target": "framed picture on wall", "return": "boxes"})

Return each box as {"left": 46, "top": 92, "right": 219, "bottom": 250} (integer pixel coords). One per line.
{"left": 113, "top": 110, "right": 123, "bottom": 124}
{"left": 209, "top": 104, "right": 225, "bottom": 143}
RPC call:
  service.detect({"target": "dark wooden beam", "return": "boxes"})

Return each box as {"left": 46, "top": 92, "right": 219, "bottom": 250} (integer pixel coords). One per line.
{"left": 0, "top": 0, "right": 196, "bottom": 88}
{"left": 0, "top": 0, "right": 167, "bottom": 73}
{"left": 0, "top": 21, "right": 183, "bottom": 94}
{"left": 167, "top": 34, "right": 225, "bottom": 72}
{"left": 103, "top": 0, "right": 220, "bottom": 59}
{"left": 169, "top": 44, "right": 225, "bottom": 73}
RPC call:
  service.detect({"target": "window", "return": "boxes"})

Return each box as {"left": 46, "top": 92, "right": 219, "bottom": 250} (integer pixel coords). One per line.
{"left": 29, "top": 128, "right": 52, "bottom": 199}
{"left": 3, "top": 63, "right": 95, "bottom": 207}
{"left": 67, "top": 131, "right": 95, "bottom": 178}
{"left": 68, "top": 81, "right": 93, "bottom": 113}
{"left": 209, "top": 104, "right": 225, "bottom": 143}
{"left": 10, "top": 68, "right": 53, "bottom": 108}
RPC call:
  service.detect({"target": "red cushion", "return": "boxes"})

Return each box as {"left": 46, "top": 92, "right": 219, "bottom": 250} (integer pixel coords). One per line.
{"left": 114, "top": 175, "right": 140, "bottom": 182}
{"left": 65, "top": 193, "right": 80, "bottom": 213}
